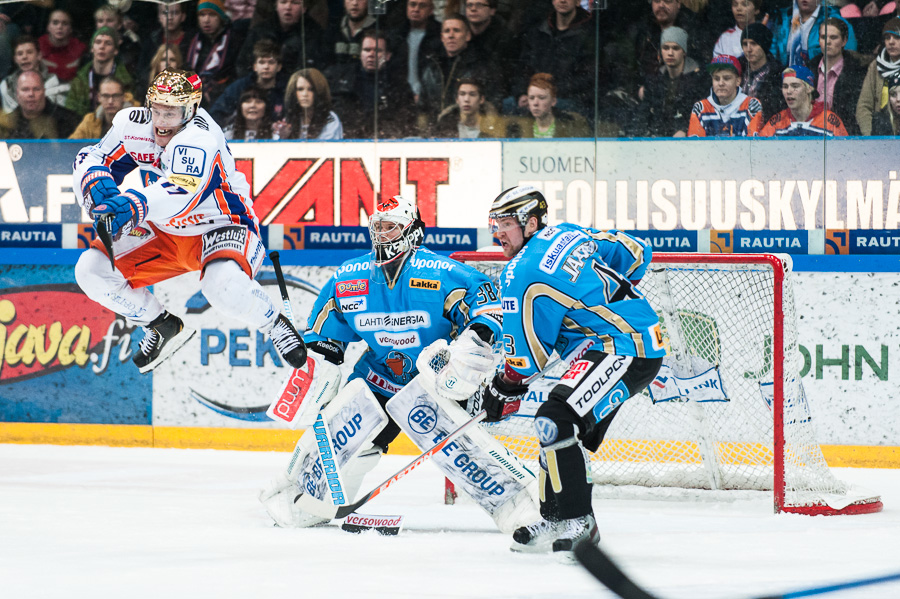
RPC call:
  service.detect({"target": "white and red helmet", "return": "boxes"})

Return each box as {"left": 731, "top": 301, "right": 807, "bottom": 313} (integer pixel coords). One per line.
{"left": 369, "top": 194, "right": 425, "bottom": 266}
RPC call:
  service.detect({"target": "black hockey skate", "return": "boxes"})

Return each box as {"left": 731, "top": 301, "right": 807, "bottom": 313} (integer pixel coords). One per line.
{"left": 269, "top": 314, "right": 308, "bottom": 368}
{"left": 552, "top": 513, "right": 600, "bottom": 555}
{"left": 133, "top": 312, "right": 196, "bottom": 374}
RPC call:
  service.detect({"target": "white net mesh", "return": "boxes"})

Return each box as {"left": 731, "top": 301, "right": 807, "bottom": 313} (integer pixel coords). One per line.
{"left": 455, "top": 252, "right": 880, "bottom": 514}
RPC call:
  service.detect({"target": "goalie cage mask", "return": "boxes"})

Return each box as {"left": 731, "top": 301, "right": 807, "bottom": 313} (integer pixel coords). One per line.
{"left": 369, "top": 194, "right": 425, "bottom": 266}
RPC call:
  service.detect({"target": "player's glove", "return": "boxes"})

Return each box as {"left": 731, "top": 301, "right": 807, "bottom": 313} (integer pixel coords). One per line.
{"left": 81, "top": 166, "right": 120, "bottom": 211}
{"left": 92, "top": 189, "right": 148, "bottom": 240}
{"left": 482, "top": 372, "right": 528, "bottom": 423}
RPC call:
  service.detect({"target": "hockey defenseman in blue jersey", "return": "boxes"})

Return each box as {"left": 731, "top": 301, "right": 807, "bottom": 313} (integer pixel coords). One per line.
{"left": 260, "top": 195, "right": 545, "bottom": 533}
{"left": 480, "top": 186, "right": 666, "bottom": 556}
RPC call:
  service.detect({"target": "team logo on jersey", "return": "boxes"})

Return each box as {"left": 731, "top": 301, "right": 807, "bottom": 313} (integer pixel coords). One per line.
{"left": 540, "top": 231, "right": 585, "bottom": 275}
{"left": 168, "top": 174, "right": 200, "bottom": 192}
{"left": 409, "top": 278, "right": 440, "bottom": 290}
{"left": 336, "top": 279, "right": 368, "bottom": 297}
{"left": 171, "top": 145, "right": 206, "bottom": 177}
{"left": 200, "top": 225, "right": 247, "bottom": 262}
{"left": 355, "top": 311, "right": 430, "bottom": 331}
{"left": 501, "top": 298, "right": 518, "bottom": 313}
{"left": 375, "top": 331, "right": 421, "bottom": 349}
{"left": 537, "top": 226, "right": 558, "bottom": 240}
{"left": 366, "top": 370, "right": 403, "bottom": 394}
{"left": 561, "top": 360, "right": 591, "bottom": 382}
{"left": 506, "top": 356, "right": 530, "bottom": 369}
{"left": 338, "top": 296, "right": 367, "bottom": 312}
{"left": 384, "top": 351, "right": 414, "bottom": 384}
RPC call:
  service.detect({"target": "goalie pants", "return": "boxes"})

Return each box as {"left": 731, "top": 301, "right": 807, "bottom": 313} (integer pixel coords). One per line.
{"left": 535, "top": 351, "right": 662, "bottom": 521}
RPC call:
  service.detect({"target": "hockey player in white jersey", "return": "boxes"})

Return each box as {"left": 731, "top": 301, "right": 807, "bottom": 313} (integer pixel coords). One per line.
{"left": 72, "top": 69, "right": 306, "bottom": 373}
{"left": 259, "top": 195, "right": 542, "bottom": 533}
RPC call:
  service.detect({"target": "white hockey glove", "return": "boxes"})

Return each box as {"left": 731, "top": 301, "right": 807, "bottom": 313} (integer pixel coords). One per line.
{"left": 416, "top": 329, "right": 497, "bottom": 401}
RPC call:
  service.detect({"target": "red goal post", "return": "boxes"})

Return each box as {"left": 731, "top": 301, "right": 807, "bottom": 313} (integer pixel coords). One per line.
{"left": 449, "top": 250, "right": 882, "bottom": 516}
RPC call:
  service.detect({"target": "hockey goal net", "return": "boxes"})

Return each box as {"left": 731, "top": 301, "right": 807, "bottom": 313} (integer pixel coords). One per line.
{"left": 451, "top": 251, "right": 881, "bottom": 515}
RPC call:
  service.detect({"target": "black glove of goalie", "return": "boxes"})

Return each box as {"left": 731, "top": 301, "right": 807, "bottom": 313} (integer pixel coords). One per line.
{"left": 481, "top": 372, "right": 529, "bottom": 423}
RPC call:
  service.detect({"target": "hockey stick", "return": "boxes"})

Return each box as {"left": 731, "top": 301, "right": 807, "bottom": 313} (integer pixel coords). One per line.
{"left": 574, "top": 541, "right": 900, "bottom": 599}
{"left": 293, "top": 410, "right": 488, "bottom": 520}
{"left": 268, "top": 251, "right": 295, "bottom": 324}
{"left": 96, "top": 215, "right": 116, "bottom": 271}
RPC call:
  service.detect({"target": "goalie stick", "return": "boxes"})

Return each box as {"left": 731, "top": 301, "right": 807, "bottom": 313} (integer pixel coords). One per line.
{"left": 574, "top": 540, "right": 900, "bottom": 599}
{"left": 293, "top": 410, "right": 487, "bottom": 520}
{"left": 268, "top": 251, "right": 296, "bottom": 323}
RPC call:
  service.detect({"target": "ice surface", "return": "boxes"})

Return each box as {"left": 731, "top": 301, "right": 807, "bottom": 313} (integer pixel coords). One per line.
{"left": 1, "top": 444, "right": 899, "bottom": 599}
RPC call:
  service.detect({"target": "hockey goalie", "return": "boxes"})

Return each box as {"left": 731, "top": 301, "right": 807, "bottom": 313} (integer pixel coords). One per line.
{"left": 259, "top": 195, "right": 541, "bottom": 536}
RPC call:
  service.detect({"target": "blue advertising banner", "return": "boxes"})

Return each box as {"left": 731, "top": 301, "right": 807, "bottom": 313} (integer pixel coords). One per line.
{"left": 710, "top": 229, "right": 809, "bottom": 254}
{"left": 0, "top": 224, "right": 63, "bottom": 247}
{"left": 303, "top": 226, "right": 478, "bottom": 252}
{"left": 0, "top": 265, "right": 151, "bottom": 424}
{"left": 626, "top": 230, "right": 697, "bottom": 252}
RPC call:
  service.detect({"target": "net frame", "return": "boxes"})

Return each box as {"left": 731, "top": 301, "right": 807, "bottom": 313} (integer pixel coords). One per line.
{"left": 451, "top": 251, "right": 882, "bottom": 516}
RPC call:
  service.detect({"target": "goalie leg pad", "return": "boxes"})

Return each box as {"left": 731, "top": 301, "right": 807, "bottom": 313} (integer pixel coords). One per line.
{"left": 259, "top": 379, "right": 388, "bottom": 527}
{"left": 386, "top": 376, "right": 541, "bottom": 533}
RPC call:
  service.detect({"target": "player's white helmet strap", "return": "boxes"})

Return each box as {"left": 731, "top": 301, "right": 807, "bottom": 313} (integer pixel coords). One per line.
{"left": 369, "top": 195, "right": 425, "bottom": 266}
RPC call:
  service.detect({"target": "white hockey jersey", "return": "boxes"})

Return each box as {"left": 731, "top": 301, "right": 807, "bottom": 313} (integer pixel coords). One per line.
{"left": 72, "top": 106, "right": 258, "bottom": 237}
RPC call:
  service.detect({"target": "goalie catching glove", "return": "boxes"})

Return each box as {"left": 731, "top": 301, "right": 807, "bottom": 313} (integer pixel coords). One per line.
{"left": 482, "top": 372, "right": 528, "bottom": 423}
{"left": 415, "top": 328, "right": 496, "bottom": 402}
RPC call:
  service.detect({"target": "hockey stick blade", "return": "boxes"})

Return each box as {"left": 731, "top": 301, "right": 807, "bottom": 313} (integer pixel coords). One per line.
{"left": 574, "top": 541, "right": 900, "bottom": 599}
{"left": 268, "top": 251, "right": 295, "bottom": 324}
{"left": 294, "top": 410, "right": 488, "bottom": 520}
{"left": 96, "top": 215, "right": 116, "bottom": 271}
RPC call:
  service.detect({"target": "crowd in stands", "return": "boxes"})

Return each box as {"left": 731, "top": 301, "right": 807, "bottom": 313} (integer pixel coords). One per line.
{"left": 1, "top": 0, "right": 900, "bottom": 140}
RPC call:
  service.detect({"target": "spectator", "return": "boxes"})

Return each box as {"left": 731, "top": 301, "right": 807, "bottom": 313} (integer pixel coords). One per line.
{"left": 138, "top": 3, "right": 195, "bottom": 81}
{"left": 273, "top": 67, "right": 343, "bottom": 139}
{"left": 238, "top": 0, "right": 330, "bottom": 77}
{"left": 628, "top": 0, "right": 709, "bottom": 89}
{"left": 226, "top": 0, "right": 258, "bottom": 21}
{"left": 327, "top": 0, "right": 376, "bottom": 66}
{"left": 186, "top": 0, "right": 243, "bottom": 108}
{"left": 772, "top": 1, "right": 857, "bottom": 66}
{"left": 714, "top": 0, "right": 764, "bottom": 58}
{"left": 760, "top": 64, "right": 849, "bottom": 135}
{"left": 420, "top": 13, "right": 495, "bottom": 118}
{"left": 740, "top": 23, "right": 786, "bottom": 121}
{"left": 688, "top": 55, "right": 765, "bottom": 136}
{"left": 141, "top": 44, "right": 184, "bottom": 100}
{"left": 223, "top": 85, "right": 274, "bottom": 140}
{"left": 630, "top": 26, "right": 707, "bottom": 137}
{"left": 465, "top": 0, "right": 518, "bottom": 98}
{"left": 840, "top": 0, "right": 896, "bottom": 17}
{"left": 389, "top": 0, "right": 443, "bottom": 102}
{"left": 513, "top": 1, "right": 596, "bottom": 117}
{"left": 1, "top": 36, "right": 68, "bottom": 113}
{"left": 856, "top": 17, "right": 900, "bottom": 134}
{"left": 433, "top": 77, "right": 507, "bottom": 137}
{"left": 871, "top": 70, "right": 900, "bottom": 133}
{"left": 507, "top": 72, "right": 589, "bottom": 138}
{"left": 212, "top": 39, "right": 287, "bottom": 125}
{"left": 66, "top": 28, "right": 134, "bottom": 119}
{"left": 809, "top": 17, "right": 868, "bottom": 134}
{"left": 326, "top": 29, "right": 417, "bottom": 138}
{"left": 39, "top": 9, "right": 86, "bottom": 84}
{"left": 0, "top": 70, "right": 79, "bottom": 138}
{"left": 94, "top": 4, "right": 141, "bottom": 77}
{"left": 69, "top": 76, "right": 133, "bottom": 139}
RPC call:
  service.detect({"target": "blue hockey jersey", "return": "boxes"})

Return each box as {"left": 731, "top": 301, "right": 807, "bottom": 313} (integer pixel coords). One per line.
{"left": 499, "top": 223, "right": 665, "bottom": 379}
{"left": 305, "top": 247, "right": 502, "bottom": 397}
